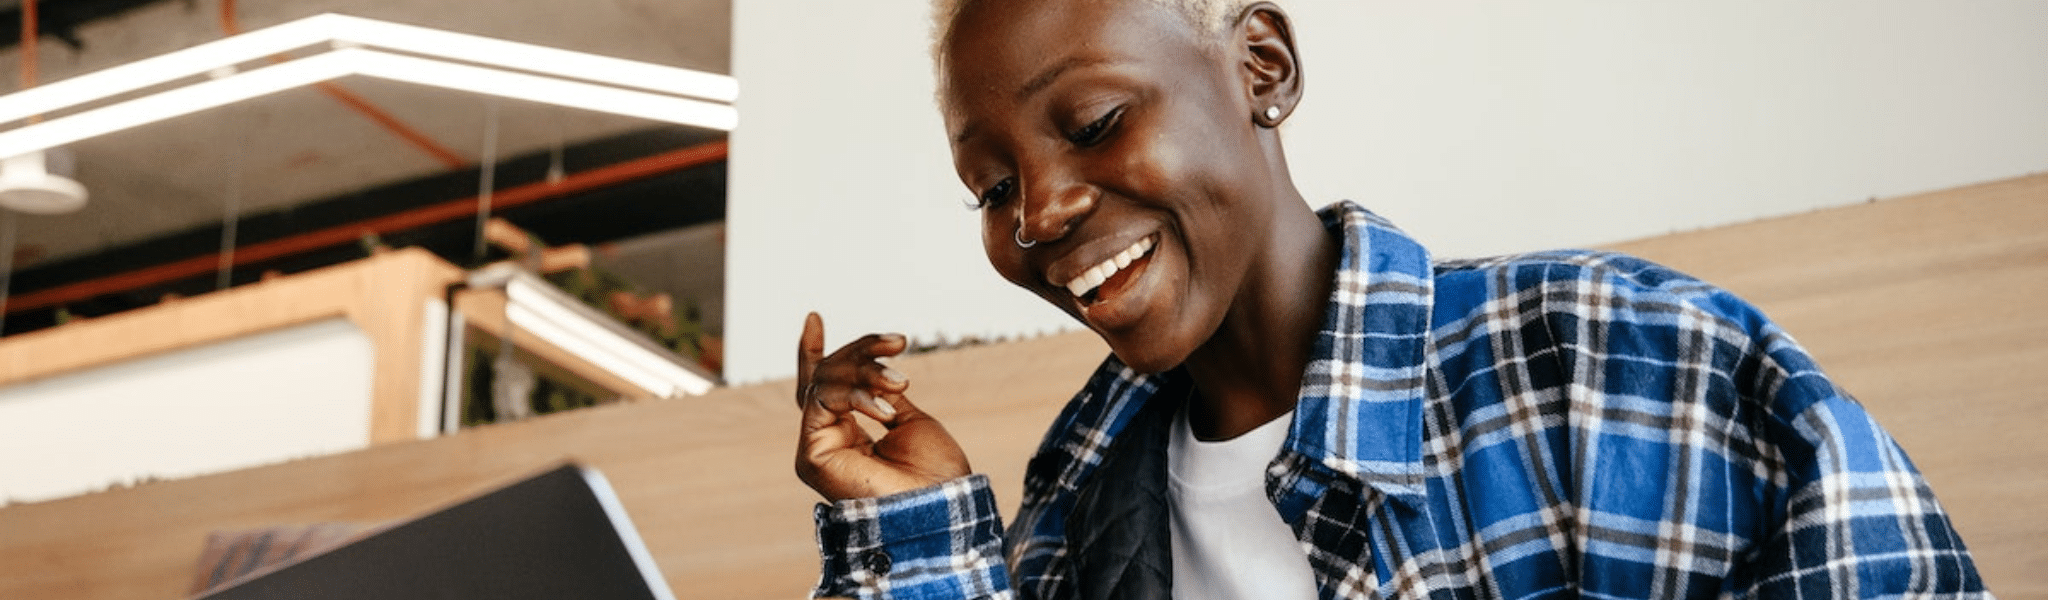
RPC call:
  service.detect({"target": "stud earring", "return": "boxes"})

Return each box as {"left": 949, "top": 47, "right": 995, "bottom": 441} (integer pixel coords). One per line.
{"left": 1264, "top": 106, "right": 1281, "bottom": 121}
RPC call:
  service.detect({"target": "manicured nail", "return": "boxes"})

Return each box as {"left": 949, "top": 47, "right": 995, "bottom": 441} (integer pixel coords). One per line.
{"left": 884, "top": 333, "right": 907, "bottom": 346}
{"left": 873, "top": 397, "right": 898, "bottom": 420}
{"left": 881, "top": 367, "right": 907, "bottom": 384}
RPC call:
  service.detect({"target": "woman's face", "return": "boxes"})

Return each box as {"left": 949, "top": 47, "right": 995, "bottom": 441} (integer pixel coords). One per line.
{"left": 942, "top": 0, "right": 1281, "bottom": 373}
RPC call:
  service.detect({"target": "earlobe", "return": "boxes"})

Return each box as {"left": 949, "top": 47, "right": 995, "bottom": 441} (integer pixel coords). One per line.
{"left": 1237, "top": 2, "right": 1302, "bottom": 128}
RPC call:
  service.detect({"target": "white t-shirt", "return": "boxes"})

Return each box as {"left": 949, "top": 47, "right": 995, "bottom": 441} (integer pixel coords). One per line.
{"left": 1167, "top": 407, "right": 1320, "bottom": 599}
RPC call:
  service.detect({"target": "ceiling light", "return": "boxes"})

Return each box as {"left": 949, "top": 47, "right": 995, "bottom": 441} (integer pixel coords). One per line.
{"left": 0, "top": 14, "right": 738, "bottom": 159}
{"left": 469, "top": 264, "right": 718, "bottom": 398}
{"left": 0, "top": 150, "right": 87, "bottom": 214}
{"left": 0, "top": 16, "right": 336, "bottom": 125}
{"left": 325, "top": 16, "right": 738, "bottom": 102}
{"left": 349, "top": 51, "right": 736, "bottom": 129}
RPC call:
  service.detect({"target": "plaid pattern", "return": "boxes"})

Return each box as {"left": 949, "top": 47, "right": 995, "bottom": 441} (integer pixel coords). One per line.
{"left": 812, "top": 202, "right": 1986, "bottom": 600}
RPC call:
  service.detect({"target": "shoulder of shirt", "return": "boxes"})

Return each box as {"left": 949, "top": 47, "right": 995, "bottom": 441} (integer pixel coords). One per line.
{"left": 1434, "top": 249, "right": 1713, "bottom": 293}
{"left": 1431, "top": 250, "right": 1763, "bottom": 319}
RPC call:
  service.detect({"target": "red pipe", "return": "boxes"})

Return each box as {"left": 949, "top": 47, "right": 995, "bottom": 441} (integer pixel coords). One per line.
{"left": 310, "top": 82, "right": 471, "bottom": 168}
{"left": 3, "top": 140, "right": 727, "bottom": 314}
{"left": 19, "top": 0, "right": 36, "bottom": 91}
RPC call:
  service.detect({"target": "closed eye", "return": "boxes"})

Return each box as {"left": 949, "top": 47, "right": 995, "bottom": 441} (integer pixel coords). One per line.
{"left": 975, "top": 177, "right": 1015, "bottom": 210}
{"left": 1066, "top": 106, "right": 1123, "bottom": 147}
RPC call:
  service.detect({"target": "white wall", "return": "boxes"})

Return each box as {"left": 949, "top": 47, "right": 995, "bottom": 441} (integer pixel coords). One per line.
{"left": 727, "top": 0, "right": 2048, "bottom": 383}
{"left": 0, "top": 318, "right": 376, "bottom": 503}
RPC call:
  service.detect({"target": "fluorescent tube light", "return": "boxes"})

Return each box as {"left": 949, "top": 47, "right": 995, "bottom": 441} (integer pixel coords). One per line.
{"left": 326, "top": 15, "right": 738, "bottom": 102}
{"left": 0, "top": 48, "right": 736, "bottom": 159}
{"left": 466, "top": 264, "right": 717, "bottom": 399}
{"left": 0, "top": 50, "right": 356, "bottom": 159}
{"left": 506, "top": 301, "right": 681, "bottom": 397}
{"left": 0, "top": 13, "right": 737, "bottom": 157}
{"left": 504, "top": 278, "right": 716, "bottom": 398}
{"left": 0, "top": 15, "right": 339, "bottom": 125}
{"left": 349, "top": 51, "right": 736, "bottom": 130}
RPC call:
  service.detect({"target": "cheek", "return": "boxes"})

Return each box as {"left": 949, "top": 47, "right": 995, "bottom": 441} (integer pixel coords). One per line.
{"left": 1099, "top": 113, "right": 1226, "bottom": 214}
{"left": 1101, "top": 128, "right": 1180, "bottom": 203}
{"left": 981, "top": 216, "right": 1028, "bottom": 285}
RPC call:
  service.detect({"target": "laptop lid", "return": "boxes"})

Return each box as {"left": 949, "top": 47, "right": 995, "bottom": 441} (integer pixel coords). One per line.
{"left": 196, "top": 463, "right": 677, "bottom": 600}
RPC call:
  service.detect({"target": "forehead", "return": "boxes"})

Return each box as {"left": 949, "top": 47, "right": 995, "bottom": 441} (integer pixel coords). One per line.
{"left": 937, "top": 0, "right": 1207, "bottom": 106}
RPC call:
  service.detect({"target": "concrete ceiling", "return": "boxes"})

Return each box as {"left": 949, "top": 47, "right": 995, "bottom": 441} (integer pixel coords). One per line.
{"left": 0, "top": 0, "right": 731, "bottom": 267}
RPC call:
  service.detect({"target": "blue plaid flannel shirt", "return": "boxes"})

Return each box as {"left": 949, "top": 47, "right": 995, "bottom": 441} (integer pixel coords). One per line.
{"left": 812, "top": 202, "right": 1986, "bottom": 599}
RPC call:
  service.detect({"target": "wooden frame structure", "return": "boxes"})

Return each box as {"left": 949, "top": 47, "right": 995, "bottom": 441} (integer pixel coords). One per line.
{"left": 0, "top": 247, "right": 462, "bottom": 443}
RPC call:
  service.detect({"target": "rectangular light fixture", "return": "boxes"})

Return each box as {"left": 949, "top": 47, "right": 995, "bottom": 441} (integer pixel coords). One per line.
{"left": 0, "top": 16, "right": 339, "bottom": 125}
{"left": 470, "top": 264, "right": 718, "bottom": 399}
{"left": 326, "top": 16, "right": 738, "bottom": 102}
{"left": 0, "top": 13, "right": 738, "bottom": 158}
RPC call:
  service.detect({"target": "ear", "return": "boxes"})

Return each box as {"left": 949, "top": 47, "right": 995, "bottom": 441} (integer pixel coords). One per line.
{"left": 1236, "top": 2, "right": 1302, "bottom": 128}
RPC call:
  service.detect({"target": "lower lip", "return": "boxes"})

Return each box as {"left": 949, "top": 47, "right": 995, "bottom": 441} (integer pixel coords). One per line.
{"left": 1077, "top": 250, "right": 1154, "bottom": 328}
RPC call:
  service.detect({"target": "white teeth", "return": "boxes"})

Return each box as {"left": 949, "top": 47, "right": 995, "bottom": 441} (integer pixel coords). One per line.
{"left": 1089, "top": 263, "right": 1113, "bottom": 284}
{"left": 1063, "top": 237, "right": 1156, "bottom": 298}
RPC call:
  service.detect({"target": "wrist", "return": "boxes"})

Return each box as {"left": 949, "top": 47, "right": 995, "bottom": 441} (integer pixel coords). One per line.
{"left": 812, "top": 475, "right": 1008, "bottom": 597}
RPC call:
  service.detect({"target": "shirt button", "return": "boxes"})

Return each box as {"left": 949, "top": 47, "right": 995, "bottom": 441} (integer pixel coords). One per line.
{"left": 861, "top": 549, "right": 893, "bottom": 575}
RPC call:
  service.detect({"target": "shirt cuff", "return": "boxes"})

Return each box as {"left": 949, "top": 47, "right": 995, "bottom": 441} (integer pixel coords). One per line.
{"left": 812, "top": 475, "right": 1010, "bottom": 599}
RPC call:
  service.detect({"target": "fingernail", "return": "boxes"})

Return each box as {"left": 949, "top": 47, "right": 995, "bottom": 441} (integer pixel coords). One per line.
{"left": 881, "top": 367, "right": 907, "bottom": 384}
{"left": 873, "top": 397, "right": 898, "bottom": 420}
{"left": 884, "top": 333, "right": 907, "bottom": 346}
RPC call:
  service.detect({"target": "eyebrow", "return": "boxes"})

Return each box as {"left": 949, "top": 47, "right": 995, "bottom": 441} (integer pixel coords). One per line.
{"left": 950, "top": 55, "right": 1117, "bottom": 145}
{"left": 1017, "top": 56, "right": 1112, "bottom": 102}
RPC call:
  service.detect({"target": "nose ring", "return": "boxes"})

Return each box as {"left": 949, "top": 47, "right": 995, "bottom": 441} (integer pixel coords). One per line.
{"left": 1014, "top": 224, "right": 1038, "bottom": 249}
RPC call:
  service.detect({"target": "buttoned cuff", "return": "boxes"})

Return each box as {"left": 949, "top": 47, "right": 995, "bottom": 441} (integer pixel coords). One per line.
{"left": 812, "top": 475, "right": 1010, "bottom": 599}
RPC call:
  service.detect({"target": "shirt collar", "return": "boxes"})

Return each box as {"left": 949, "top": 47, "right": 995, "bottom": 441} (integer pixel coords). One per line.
{"left": 1281, "top": 201, "right": 1436, "bottom": 505}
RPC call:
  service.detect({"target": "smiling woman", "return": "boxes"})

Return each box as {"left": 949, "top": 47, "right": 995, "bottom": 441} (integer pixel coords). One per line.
{"left": 789, "top": 1, "right": 1989, "bottom": 599}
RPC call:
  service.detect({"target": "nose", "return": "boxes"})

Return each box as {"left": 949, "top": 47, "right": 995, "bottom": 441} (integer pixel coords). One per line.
{"left": 1015, "top": 163, "right": 1096, "bottom": 247}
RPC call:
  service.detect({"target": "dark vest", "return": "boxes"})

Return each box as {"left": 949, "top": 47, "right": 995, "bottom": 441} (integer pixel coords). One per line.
{"left": 1062, "top": 376, "right": 1187, "bottom": 600}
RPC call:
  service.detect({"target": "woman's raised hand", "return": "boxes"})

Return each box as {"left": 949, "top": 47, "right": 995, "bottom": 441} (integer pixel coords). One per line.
{"left": 794, "top": 312, "right": 970, "bottom": 501}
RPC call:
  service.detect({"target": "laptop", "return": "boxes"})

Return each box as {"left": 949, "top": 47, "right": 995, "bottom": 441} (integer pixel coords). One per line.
{"left": 196, "top": 463, "right": 678, "bottom": 600}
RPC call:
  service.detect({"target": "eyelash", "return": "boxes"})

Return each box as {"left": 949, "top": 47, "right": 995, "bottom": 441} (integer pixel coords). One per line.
{"left": 975, "top": 178, "right": 1015, "bottom": 210}
{"left": 970, "top": 107, "right": 1124, "bottom": 210}
{"left": 1067, "top": 107, "right": 1123, "bottom": 147}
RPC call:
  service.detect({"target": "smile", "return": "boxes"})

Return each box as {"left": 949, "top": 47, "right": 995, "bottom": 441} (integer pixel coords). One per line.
{"left": 1063, "top": 236, "right": 1156, "bottom": 298}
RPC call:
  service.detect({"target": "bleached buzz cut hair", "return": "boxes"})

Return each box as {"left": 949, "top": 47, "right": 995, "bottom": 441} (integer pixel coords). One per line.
{"left": 931, "top": 0, "right": 1257, "bottom": 69}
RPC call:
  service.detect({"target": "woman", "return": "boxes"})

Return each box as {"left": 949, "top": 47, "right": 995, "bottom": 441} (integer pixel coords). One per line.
{"left": 793, "top": 1, "right": 1985, "bottom": 599}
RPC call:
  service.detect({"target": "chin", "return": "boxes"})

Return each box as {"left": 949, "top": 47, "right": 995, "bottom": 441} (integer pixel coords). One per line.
{"left": 1101, "top": 331, "right": 1195, "bottom": 375}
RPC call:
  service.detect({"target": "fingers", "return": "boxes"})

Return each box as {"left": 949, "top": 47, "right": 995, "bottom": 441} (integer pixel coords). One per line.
{"left": 791, "top": 318, "right": 970, "bottom": 501}
{"left": 796, "top": 312, "right": 824, "bottom": 408}
{"left": 794, "top": 313, "right": 913, "bottom": 426}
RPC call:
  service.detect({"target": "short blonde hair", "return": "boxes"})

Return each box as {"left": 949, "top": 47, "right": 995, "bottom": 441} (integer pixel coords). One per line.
{"left": 930, "top": 0, "right": 1255, "bottom": 69}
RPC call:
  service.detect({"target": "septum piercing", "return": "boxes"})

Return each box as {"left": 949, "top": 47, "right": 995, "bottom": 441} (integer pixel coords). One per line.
{"left": 1015, "top": 225, "right": 1038, "bottom": 249}
{"left": 1264, "top": 106, "right": 1281, "bottom": 121}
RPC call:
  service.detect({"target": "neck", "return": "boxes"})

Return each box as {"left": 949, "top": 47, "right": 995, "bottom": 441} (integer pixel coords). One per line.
{"left": 1181, "top": 186, "right": 1337, "bottom": 441}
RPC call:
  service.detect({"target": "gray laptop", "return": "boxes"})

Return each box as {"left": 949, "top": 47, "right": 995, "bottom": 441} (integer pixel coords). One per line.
{"left": 196, "top": 463, "right": 678, "bottom": 600}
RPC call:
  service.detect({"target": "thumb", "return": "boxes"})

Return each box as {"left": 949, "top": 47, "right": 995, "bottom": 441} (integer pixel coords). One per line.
{"left": 795, "top": 312, "right": 824, "bottom": 408}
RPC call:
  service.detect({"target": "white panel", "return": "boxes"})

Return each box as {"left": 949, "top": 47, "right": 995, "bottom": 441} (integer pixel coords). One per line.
{"left": 0, "top": 318, "right": 375, "bottom": 503}
{"left": 1279, "top": 0, "right": 2048, "bottom": 258}
{"left": 417, "top": 298, "right": 451, "bottom": 439}
{"left": 725, "top": 0, "right": 2048, "bottom": 383}
{"left": 728, "top": 0, "right": 1069, "bottom": 384}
